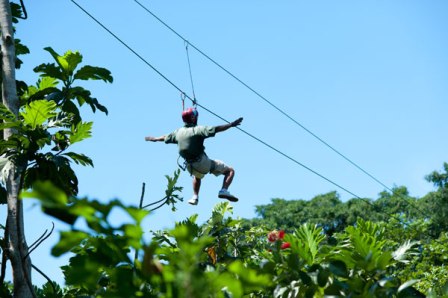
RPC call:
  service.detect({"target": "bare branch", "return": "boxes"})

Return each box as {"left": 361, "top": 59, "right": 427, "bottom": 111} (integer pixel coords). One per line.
{"left": 142, "top": 196, "right": 167, "bottom": 209}
{"left": 32, "top": 264, "right": 57, "bottom": 294}
{"left": 24, "top": 222, "right": 55, "bottom": 260}
{"left": 138, "top": 182, "right": 145, "bottom": 209}
{"left": 148, "top": 201, "right": 168, "bottom": 212}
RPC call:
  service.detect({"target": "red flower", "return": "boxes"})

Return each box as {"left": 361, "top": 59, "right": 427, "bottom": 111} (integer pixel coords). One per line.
{"left": 281, "top": 242, "right": 291, "bottom": 249}
{"left": 278, "top": 230, "right": 285, "bottom": 240}
{"left": 267, "top": 230, "right": 287, "bottom": 243}
{"left": 267, "top": 230, "right": 279, "bottom": 242}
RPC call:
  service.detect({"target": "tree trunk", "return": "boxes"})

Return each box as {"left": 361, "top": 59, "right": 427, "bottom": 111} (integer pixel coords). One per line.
{"left": 0, "top": 1, "right": 33, "bottom": 297}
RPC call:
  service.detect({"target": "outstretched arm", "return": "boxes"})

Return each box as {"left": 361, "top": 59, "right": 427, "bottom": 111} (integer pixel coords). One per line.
{"left": 215, "top": 117, "right": 243, "bottom": 133}
{"left": 145, "top": 135, "right": 166, "bottom": 142}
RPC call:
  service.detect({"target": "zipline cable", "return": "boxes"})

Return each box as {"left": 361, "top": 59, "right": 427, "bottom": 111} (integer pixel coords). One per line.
{"left": 70, "top": 0, "right": 366, "bottom": 202}
{"left": 131, "top": 0, "right": 425, "bottom": 216}
{"left": 69, "top": 0, "right": 420, "bottom": 223}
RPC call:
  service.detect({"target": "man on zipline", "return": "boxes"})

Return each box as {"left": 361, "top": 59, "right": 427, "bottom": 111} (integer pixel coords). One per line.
{"left": 145, "top": 107, "right": 243, "bottom": 205}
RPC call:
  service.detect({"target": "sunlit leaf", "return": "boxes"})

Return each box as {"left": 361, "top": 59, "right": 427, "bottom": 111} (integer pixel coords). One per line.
{"left": 52, "top": 230, "right": 89, "bottom": 257}
{"left": 43, "top": 47, "right": 82, "bottom": 76}
{"left": 37, "top": 76, "right": 59, "bottom": 90}
{"left": 20, "top": 100, "right": 57, "bottom": 129}
{"left": 397, "top": 279, "right": 419, "bottom": 293}
{"left": 393, "top": 240, "right": 419, "bottom": 264}
{"left": 70, "top": 121, "right": 92, "bottom": 144}
{"left": 125, "top": 207, "right": 149, "bottom": 224}
{"left": 21, "top": 180, "right": 68, "bottom": 207}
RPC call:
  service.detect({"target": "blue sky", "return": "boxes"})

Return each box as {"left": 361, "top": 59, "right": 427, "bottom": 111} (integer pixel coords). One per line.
{"left": 4, "top": 0, "right": 448, "bottom": 286}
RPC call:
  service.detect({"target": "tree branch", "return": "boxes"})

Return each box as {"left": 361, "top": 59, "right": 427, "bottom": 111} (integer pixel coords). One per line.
{"left": 138, "top": 182, "right": 145, "bottom": 209}
{"left": 24, "top": 222, "right": 54, "bottom": 260}
{"left": 32, "top": 264, "right": 56, "bottom": 294}
{"left": 141, "top": 196, "right": 167, "bottom": 209}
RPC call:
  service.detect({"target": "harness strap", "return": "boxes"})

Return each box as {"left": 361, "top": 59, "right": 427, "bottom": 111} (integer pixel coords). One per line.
{"left": 177, "top": 155, "right": 186, "bottom": 171}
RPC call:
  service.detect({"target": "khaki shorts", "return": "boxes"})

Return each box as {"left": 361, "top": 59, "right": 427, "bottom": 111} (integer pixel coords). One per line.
{"left": 186, "top": 154, "right": 231, "bottom": 179}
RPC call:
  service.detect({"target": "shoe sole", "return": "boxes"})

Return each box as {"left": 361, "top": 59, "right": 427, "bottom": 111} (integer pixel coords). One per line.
{"left": 188, "top": 200, "right": 198, "bottom": 206}
{"left": 218, "top": 194, "right": 239, "bottom": 202}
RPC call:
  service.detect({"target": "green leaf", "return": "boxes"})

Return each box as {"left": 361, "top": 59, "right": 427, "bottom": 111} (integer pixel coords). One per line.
{"left": 397, "top": 279, "right": 419, "bottom": 293}
{"left": 290, "top": 224, "right": 325, "bottom": 265}
{"left": 70, "top": 121, "right": 93, "bottom": 144}
{"left": 317, "top": 269, "right": 330, "bottom": 287}
{"left": 69, "top": 86, "right": 108, "bottom": 115}
{"left": 26, "top": 87, "right": 61, "bottom": 103}
{"left": 74, "top": 65, "right": 113, "bottom": 83}
{"left": 298, "top": 271, "right": 313, "bottom": 286}
{"left": 392, "top": 240, "right": 419, "bottom": 264}
{"left": 0, "top": 121, "right": 21, "bottom": 130}
{"left": 38, "top": 76, "right": 59, "bottom": 90}
{"left": 52, "top": 230, "right": 89, "bottom": 256}
{"left": 20, "top": 100, "right": 57, "bottom": 129}
{"left": 125, "top": 207, "right": 149, "bottom": 224}
{"left": 20, "top": 180, "right": 68, "bottom": 208}
{"left": 44, "top": 47, "right": 82, "bottom": 76}
{"left": 0, "top": 103, "right": 16, "bottom": 121}
{"left": 33, "top": 63, "right": 64, "bottom": 81}
{"left": 329, "top": 260, "right": 348, "bottom": 277}
{"left": 227, "top": 260, "right": 272, "bottom": 291}
{"left": 62, "top": 99, "right": 81, "bottom": 123}
{"left": 63, "top": 152, "right": 93, "bottom": 167}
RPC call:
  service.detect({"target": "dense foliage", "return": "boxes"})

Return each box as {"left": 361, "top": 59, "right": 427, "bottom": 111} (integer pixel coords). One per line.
{"left": 1, "top": 3, "right": 447, "bottom": 297}
{"left": 4, "top": 178, "right": 448, "bottom": 297}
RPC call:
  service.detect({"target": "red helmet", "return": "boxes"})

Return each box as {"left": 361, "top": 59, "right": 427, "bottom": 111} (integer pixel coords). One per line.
{"left": 182, "top": 107, "right": 198, "bottom": 125}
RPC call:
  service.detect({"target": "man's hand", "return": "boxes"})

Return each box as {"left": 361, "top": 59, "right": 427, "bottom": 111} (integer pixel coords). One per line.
{"left": 231, "top": 117, "right": 243, "bottom": 127}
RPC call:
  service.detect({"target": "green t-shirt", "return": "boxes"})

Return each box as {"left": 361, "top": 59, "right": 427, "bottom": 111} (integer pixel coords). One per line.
{"left": 165, "top": 125, "right": 216, "bottom": 160}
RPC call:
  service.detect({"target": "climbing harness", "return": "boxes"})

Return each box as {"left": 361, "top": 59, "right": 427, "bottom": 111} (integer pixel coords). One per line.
{"left": 177, "top": 154, "right": 216, "bottom": 176}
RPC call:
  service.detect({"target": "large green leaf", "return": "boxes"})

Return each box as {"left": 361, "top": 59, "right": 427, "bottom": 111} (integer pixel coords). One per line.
{"left": 62, "top": 152, "right": 93, "bottom": 167}
{"left": 74, "top": 65, "right": 113, "bottom": 83}
{"left": 69, "top": 86, "right": 109, "bottom": 115}
{"left": 20, "top": 100, "right": 57, "bottom": 129}
{"left": 70, "top": 121, "right": 93, "bottom": 144}
{"left": 392, "top": 240, "right": 419, "bottom": 264}
{"left": 33, "top": 63, "right": 64, "bottom": 81}
{"left": 44, "top": 47, "right": 82, "bottom": 76}
{"left": 290, "top": 224, "right": 326, "bottom": 265}
{"left": 0, "top": 121, "right": 21, "bottom": 131}
{"left": 20, "top": 180, "right": 68, "bottom": 208}
{"left": 52, "top": 230, "right": 89, "bottom": 257}
{"left": 37, "top": 76, "right": 59, "bottom": 90}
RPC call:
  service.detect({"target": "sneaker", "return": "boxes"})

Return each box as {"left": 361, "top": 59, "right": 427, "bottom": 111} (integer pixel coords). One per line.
{"left": 188, "top": 195, "right": 199, "bottom": 205}
{"left": 218, "top": 189, "right": 238, "bottom": 202}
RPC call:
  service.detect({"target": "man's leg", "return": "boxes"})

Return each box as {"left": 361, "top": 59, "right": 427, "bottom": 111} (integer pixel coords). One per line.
{"left": 218, "top": 167, "right": 238, "bottom": 202}
{"left": 193, "top": 176, "right": 201, "bottom": 196}
{"left": 188, "top": 176, "right": 201, "bottom": 205}
{"left": 222, "top": 167, "right": 234, "bottom": 190}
